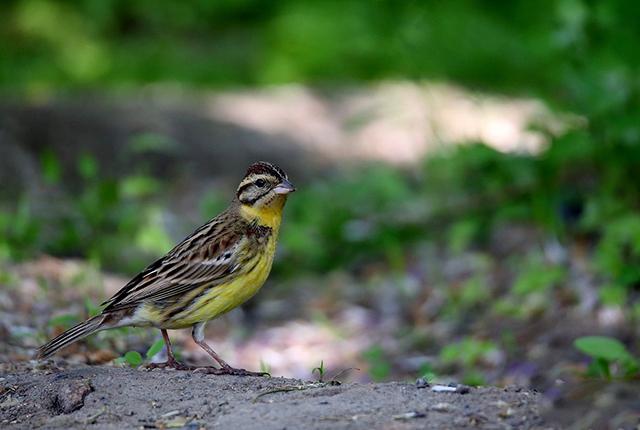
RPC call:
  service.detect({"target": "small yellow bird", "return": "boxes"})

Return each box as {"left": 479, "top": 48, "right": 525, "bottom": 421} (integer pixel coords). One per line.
{"left": 38, "top": 161, "right": 295, "bottom": 376}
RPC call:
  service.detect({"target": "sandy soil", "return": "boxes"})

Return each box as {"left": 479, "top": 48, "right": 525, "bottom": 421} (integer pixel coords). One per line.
{"left": 0, "top": 361, "right": 547, "bottom": 430}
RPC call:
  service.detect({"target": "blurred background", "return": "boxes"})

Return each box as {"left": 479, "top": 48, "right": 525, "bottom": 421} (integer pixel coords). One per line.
{"left": 1, "top": 0, "right": 639, "bottom": 427}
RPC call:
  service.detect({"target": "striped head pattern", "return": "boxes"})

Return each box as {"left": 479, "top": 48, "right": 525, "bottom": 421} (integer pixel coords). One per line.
{"left": 236, "top": 161, "right": 295, "bottom": 208}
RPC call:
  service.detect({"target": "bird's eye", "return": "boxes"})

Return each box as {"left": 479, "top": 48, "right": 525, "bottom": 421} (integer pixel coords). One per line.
{"left": 255, "top": 179, "right": 267, "bottom": 188}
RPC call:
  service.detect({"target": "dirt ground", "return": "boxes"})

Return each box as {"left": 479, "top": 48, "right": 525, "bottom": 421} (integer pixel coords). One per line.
{"left": 1, "top": 361, "right": 547, "bottom": 430}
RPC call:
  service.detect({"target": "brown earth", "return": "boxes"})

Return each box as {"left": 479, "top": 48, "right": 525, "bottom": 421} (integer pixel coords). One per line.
{"left": 0, "top": 361, "right": 547, "bottom": 430}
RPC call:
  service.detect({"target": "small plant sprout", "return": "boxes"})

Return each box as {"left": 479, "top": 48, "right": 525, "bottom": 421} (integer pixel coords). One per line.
{"left": 574, "top": 336, "right": 640, "bottom": 379}
{"left": 311, "top": 361, "right": 357, "bottom": 385}
{"left": 259, "top": 360, "right": 272, "bottom": 375}
{"left": 114, "top": 351, "right": 143, "bottom": 367}
{"left": 312, "top": 360, "right": 326, "bottom": 382}
{"left": 146, "top": 339, "right": 165, "bottom": 360}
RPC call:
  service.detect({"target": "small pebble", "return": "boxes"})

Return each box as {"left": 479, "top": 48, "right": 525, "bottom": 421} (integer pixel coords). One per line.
{"left": 393, "top": 411, "right": 426, "bottom": 420}
{"left": 431, "top": 385, "right": 457, "bottom": 393}
{"left": 415, "top": 377, "right": 430, "bottom": 389}
{"left": 432, "top": 402, "right": 452, "bottom": 412}
{"left": 466, "top": 412, "right": 489, "bottom": 424}
{"left": 457, "top": 385, "right": 471, "bottom": 394}
{"left": 431, "top": 384, "right": 470, "bottom": 393}
{"left": 498, "top": 407, "right": 515, "bottom": 418}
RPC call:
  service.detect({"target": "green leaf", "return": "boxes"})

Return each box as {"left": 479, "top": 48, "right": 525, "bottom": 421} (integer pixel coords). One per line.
{"left": 146, "top": 339, "right": 165, "bottom": 359}
{"left": 124, "top": 351, "right": 143, "bottom": 366}
{"left": 312, "top": 360, "right": 325, "bottom": 381}
{"left": 586, "top": 358, "right": 611, "bottom": 379}
{"left": 622, "top": 359, "right": 640, "bottom": 378}
{"left": 574, "top": 336, "right": 632, "bottom": 362}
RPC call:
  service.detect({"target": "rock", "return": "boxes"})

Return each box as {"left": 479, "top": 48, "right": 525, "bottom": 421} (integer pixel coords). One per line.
{"left": 456, "top": 385, "right": 471, "bottom": 394}
{"left": 432, "top": 402, "right": 452, "bottom": 412}
{"left": 415, "top": 378, "right": 430, "bottom": 389}
{"left": 431, "top": 385, "right": 457, "bottom": 393}
{"left": 393, "top": 411, "right": 427, "bottom": 420}
{"left": 50, "top": 379, "right": 93, "bottom": 414}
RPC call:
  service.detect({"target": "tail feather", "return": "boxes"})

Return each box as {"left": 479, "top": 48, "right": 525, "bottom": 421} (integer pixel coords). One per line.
{"left": 37, "top": 315, "right": 105, "bottom": 359}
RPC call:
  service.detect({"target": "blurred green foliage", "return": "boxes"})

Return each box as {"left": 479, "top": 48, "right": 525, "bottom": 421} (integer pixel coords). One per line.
{"left": 362, "top": 345, "right": 392, "bottom": 382}
{"left": 0, "top": 151, "right": 172, "bottom": 272}
{"left": 2, "top": 0, "right": 640, "bottom": 382}
{"left": 0, "top": 0, "right": 637, "bottom": 100}
{"left": 278, "top": 165, "right": 419, "bottom": 275}
{"left": 1, "top": 0, "right": 638, "bottom": 285}
{"left": 440, "top": 337, "right": 500, "bottom": 386}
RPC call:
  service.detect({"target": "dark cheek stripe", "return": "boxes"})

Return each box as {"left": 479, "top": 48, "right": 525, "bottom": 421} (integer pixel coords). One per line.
{"left": 241, "top": 189, "right": 270, "bottom": 205}
{"left": 236, "top": 182, "right": 253, "bottom": 197}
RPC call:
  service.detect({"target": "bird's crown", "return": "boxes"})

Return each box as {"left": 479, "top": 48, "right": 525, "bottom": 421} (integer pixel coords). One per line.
{"left": 243, "top": 161, "right": 288, "bottom": 181}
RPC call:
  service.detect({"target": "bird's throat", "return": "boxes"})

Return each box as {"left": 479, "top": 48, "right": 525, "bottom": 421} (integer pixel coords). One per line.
{"left": 239, "top": 198, "right": 286, "bottom": 229}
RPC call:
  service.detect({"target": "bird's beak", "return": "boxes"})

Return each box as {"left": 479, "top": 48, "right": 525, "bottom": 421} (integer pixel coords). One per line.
{"left": 273, "top": 179, "right": 296, "bottom": 194}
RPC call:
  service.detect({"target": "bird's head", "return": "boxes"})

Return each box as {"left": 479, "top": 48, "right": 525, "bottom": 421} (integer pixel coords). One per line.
{"left": 236, "top": 161, "right": 295, "bottom": 227}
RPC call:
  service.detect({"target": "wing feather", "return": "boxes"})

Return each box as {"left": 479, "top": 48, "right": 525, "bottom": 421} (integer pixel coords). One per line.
{"left": 102, "top": 212, "right": 250, "bottom": 312}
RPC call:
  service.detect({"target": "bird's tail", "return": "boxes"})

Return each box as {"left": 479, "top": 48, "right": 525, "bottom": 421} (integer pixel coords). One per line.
{"left": 37, "top": 315, "right": 106, "bottom": 359}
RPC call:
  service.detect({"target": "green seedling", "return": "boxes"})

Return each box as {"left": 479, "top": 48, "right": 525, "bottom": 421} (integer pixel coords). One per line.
{"left": 574, "top": 336, "right": 640, "bottom": 379}
{"left": 114, "top": 351, "right": 143, "bottom": 367}
{"left": 312, "top": 360, "right": 326, "bottom": 382}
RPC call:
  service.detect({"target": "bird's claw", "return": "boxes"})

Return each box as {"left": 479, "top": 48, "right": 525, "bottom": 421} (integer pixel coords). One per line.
{"left": 144, "top": 359, "right": 191, "bottom": 371}
{"left": 143, "top": 360, "right": 268, "bottom": 376}
{"left": 192, "top": 366, "right": 269, "bottom": 377}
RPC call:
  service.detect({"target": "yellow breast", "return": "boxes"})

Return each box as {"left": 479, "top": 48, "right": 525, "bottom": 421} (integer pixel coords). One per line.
{"left": 160, "top": 235, "right": 278, "bottom": 328}
{"left": 138, "top": 196, "right": 287, "bottom": 329}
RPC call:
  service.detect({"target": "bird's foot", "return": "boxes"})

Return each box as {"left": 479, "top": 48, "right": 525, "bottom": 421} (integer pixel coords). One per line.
{"left": 144, "top": 359, "right": 192, "bottom": 371}
{"left": 192, "top": 365, "right": 269, "bottom": 377}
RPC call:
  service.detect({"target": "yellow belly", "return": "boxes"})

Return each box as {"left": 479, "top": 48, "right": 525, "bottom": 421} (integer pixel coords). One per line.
{"left": 142, "top": 239, "right": 277, "bottom": 329}
{"left": 180, "top": 254, "right": 274, "bottom": 326}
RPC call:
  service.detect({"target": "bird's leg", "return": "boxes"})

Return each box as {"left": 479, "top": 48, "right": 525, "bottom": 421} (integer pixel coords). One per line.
{"left": 190, "top": 322, "right": 268, "bottom": 377}
{"left": 145, "top": 329, "right": 191, "bottom": 370}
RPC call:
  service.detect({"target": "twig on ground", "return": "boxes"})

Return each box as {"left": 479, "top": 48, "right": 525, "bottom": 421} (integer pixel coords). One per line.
{"left": 253, "top": 382, "right": 329, "bottom": 402}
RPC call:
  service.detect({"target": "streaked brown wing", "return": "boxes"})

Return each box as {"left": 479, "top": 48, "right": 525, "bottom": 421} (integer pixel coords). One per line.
{"left": 102, "top": 213, "right": 249, "bottom": 311}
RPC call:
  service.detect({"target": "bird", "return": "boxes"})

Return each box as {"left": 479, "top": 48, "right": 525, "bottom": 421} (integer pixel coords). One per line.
{"left": 37, "top": 161, "right": 296, "bottom": 376}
